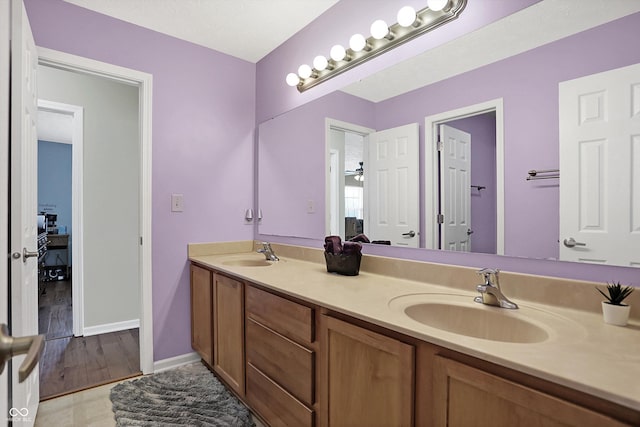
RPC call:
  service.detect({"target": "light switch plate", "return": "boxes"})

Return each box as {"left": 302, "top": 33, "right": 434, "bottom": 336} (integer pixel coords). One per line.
{"left": 171, "top": 193, "right": 184, "bottom": 212}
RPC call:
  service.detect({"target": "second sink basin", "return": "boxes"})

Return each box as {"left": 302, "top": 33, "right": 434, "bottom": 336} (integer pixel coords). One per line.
{"left": 389, "top": 293, "right": 583, "bottom": 344}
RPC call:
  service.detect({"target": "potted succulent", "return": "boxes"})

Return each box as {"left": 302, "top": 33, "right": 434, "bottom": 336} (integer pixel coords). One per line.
{"left": 596, "top": 282, "right": 634, "bottom": 326}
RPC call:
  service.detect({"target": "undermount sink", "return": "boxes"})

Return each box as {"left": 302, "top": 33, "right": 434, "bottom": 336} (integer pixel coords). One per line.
{"left": 389, "top": 293, "right": 582, "bottom": 344}
{"left": 222, "top": 259, "right": 273, "bottom": 267}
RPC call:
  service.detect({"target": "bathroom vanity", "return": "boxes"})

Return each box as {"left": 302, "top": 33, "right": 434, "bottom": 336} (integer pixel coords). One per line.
{"left": 189, "top": 241, "right": 640, "bottom": 426}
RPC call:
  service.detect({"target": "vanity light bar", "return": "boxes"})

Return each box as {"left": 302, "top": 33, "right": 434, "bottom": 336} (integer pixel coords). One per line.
{"left": 288, "top": 0, "right": 467, "bottom": 93}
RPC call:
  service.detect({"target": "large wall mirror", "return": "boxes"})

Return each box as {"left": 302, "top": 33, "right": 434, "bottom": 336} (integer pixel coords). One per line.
{"left": 258, "top": 3, "right": 640, "bottom": 268}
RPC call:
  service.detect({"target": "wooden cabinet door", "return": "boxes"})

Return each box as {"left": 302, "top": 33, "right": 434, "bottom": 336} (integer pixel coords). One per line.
{"left": 322, "top": 316, "right": 414, "bottom": 427}
{"left": 433, "top": 356, "right": 630, "bottom": 427}
{"left": 190, "top": 264, "right": 213, "bottom": 366}
{"left": 213, "top": 273, "right": 245, "bottom": 396}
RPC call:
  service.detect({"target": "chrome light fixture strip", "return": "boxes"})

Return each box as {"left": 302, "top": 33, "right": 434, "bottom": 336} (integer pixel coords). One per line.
{"left": 296, "top": 0, "right": 467, "bottom": 93}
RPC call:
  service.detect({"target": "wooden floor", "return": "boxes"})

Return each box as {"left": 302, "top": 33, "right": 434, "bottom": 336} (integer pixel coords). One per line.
{"left": 39, "top": 280, "right": 73, "bottom": 339}
{"left": 38, "top": 279, "right": 141, "bottom": 401}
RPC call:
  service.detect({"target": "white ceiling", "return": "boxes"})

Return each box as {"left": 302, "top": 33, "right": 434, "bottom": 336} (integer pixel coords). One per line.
{"left": 63, "top": 0, "right": 339, "bottom": 63}
{"left": 38, "top": 109, "right": 73, "bottom": 144}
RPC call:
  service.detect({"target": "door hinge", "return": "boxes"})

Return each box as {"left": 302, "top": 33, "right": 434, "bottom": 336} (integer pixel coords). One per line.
{"left": 437, "top": 214, "right": 444, "bottom": 224}
{"left": 140, "top": 236, "right": 143, "bottom": 245}
{"left": 437, "top": 137, "right": 443, "bottom": 151}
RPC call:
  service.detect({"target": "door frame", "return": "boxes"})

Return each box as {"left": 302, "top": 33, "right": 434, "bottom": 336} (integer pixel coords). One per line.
{"left": 425, "top": 98, "right": 505, "bottom": 254}
{"left": 37, "top": 100, "right": 84, "bottom": 337}
{"left": 37, "top": 47, "right": 154, "bottom": 374}
{"left": 328, "top": 148, "right": 341, "bottom": 236}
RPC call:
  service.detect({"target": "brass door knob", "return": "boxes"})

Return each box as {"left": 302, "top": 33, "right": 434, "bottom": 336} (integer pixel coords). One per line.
{"left": 0, "top": 324, "right": 44, "bottom": 382}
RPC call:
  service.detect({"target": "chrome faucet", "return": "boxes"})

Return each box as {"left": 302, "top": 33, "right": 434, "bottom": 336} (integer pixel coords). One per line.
{"left": 257, "top": 242, "right": 279, "bottom": 261}
{"left": 474, "top": 268, "right": 518, "bottom": 309}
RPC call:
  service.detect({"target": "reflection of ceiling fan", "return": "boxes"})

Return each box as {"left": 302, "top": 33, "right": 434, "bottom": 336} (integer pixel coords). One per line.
{"left": 345, "top": 161, "right": 364, "bottom": 181}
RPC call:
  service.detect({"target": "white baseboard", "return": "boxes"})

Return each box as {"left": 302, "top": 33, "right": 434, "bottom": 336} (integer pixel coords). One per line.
{"left": 153, "top": 352, "right": 201, "bottom": 373}
{"left": 83, "top": 318, "right": 140, "bottom": 337}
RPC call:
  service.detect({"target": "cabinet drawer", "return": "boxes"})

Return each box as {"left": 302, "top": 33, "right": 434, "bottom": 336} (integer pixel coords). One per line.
{"left": 246, "top": 318, "right": 314, "bottom": 406}
{"left": 246, "top": 362, "right": 314, "bottom": 427}
{"left": 246, "top": 285, "right": 314, "bottom": 344}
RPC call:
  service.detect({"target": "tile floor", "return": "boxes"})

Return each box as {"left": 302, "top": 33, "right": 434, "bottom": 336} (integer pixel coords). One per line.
{"left": 35, "top": 377, "right": 266, "bottom": 427}
{"left": 35, "top": 381, "right": 121, "bottom": 427}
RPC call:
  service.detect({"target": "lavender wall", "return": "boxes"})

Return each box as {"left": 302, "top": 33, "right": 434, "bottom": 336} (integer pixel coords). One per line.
{"left": 445, "top": 114, "right": 497, "bottom": 254}
{"left": 256, "top": 12, "right": 640, "bottom": 286}
{"left": 258, "top": 91, "right": 375, "bottom": 240}
{"left": 24, "top": 0, "right": 256, "bottom": 361}
{"left": 256, "top": 0, "right": 540, "bottom": 123}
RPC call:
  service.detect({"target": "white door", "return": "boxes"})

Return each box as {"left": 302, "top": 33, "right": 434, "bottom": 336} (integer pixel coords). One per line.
{"left": 367, "top": 123, "right": 419, "bottom": 247}
{"left": 440, "top": 124, "right": 472, "bottom": 252}
{"left": 9, "top": 0, "right": 40, "bottom": 423}
{"left": 559, "top": 63, "right": 640, "bottom": 267}
{"left": 0, "top": 0, "right": 11, "bottom": 421}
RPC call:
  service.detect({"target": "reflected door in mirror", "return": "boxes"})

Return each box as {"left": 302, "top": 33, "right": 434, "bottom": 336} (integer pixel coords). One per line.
{"left": 559, "top": 62, "right": 640, "bottom": 267}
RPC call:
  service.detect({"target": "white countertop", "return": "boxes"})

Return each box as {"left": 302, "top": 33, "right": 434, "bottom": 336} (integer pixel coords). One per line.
{"left": 189, "top": 242, "right": 640, "bottom": 412}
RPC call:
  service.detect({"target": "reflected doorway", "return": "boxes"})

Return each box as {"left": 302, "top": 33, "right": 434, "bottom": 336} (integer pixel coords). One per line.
{"left": 425, "top": 98, "right": 505, "bottom": 255}
{"left": 326, "top": 119, "right": 373, "bottom": 240}
{"left": 326, "top": 119, "right": 420, "bottom": 247}
{"left": 437, "top": 113, "right": 497, "bottom": 254}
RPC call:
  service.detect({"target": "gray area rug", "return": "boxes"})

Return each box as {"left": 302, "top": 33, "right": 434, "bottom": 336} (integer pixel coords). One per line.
{"left": 110, "top": 362, "right": 255, "bottom": 426}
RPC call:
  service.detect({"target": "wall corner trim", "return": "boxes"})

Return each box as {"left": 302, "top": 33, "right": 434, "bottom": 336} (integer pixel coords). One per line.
{"left": 152, "top": 352, "right": 201, "bottom": 373}
{"left": 83, "top": 319, "right": 140, "bottom": 337}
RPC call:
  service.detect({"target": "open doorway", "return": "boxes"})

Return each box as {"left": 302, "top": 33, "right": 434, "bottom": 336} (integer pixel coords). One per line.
{"left": 37, "top": 137, "right": 73, "bottom": 338}
{"left": 325, "top": 119, "right": 373, "bottom": 241}
{"left": 326, "top": 118, "right": 420, "bottom": 247}
{"left": 35, "top": 63, "right": 145, "bottom": 400}
{"left": 425, "top": 98, "right": 505, "bottom": 254}
{"left": 37, "top": 101, "right": 82, "bottom": 337}
{"left": 437, "top": 113, "right": 497, "bottom": 254}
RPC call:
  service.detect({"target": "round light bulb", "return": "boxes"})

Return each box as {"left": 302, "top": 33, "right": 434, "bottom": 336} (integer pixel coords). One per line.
{"left": 397, "top": 6, "right": 417, "bottom": 27}
{"left": 286, "top": 72, "right": 300, "bottom": 87}
{"left": 370, "top": 19, "right": 389, "bottom": 40}
{"left": 349, "top": 33, "right": 367, "bottom": 52}
{"left": 427, "top": 0, "right": 449, "bottom": 11}
{"left": 297, "top": 64, "right": 312, "bottom": 79}
{"left": 313, "top": 55, "right": 328, "bottom": 71}
{"left": 330, "top": 44, "right": 346, "bottom": 61}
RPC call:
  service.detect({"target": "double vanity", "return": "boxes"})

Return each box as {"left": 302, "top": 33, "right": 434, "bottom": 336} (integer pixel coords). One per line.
{"left": 188, "top": 240, "right": 640, "bottom": 426}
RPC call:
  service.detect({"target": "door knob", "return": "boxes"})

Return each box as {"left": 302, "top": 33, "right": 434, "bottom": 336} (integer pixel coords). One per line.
{"left": 467, "top": 228, "right": 474, "bottom": 236}
{"left": 0, "top": 324, "right": 44, "bottom": 382}
{"left": 563, "top": 238, "right": 586, "bottom": 248}
{"left": 402, "top": 230, "right": 416, "bottom": 238}
{"left": 18, "top": 248, "right": 39, "bottom": 263}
